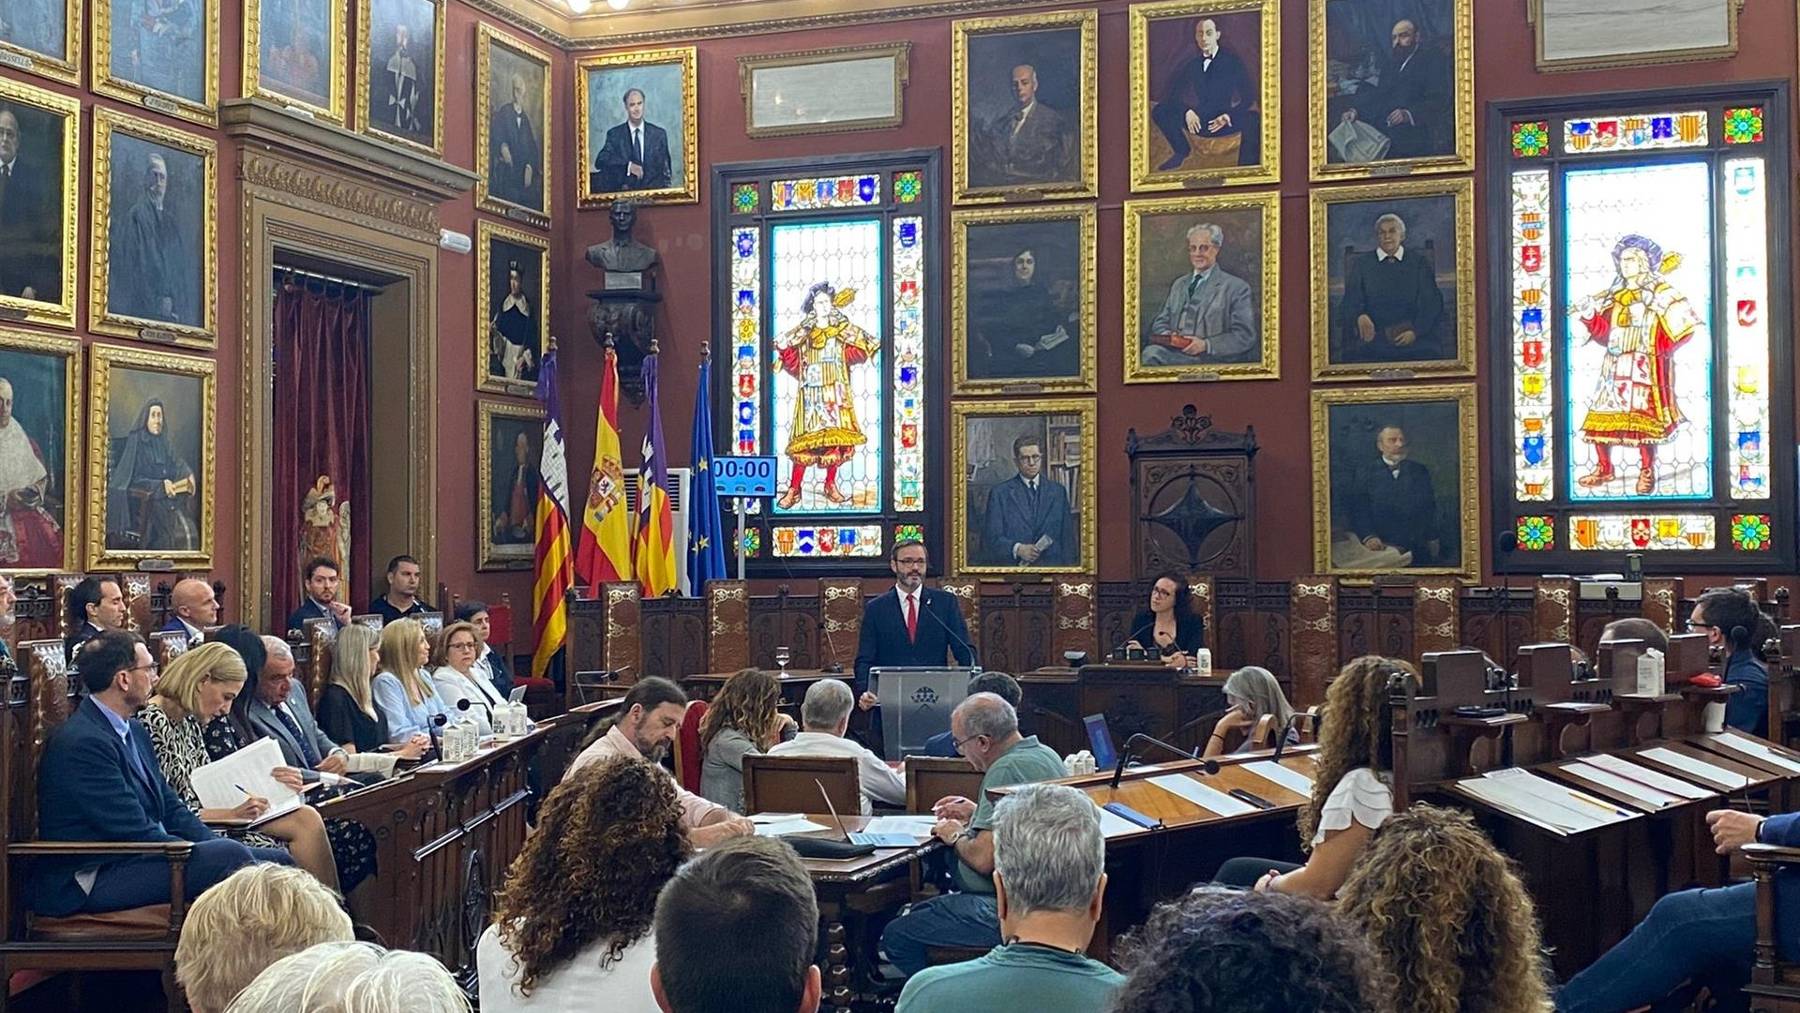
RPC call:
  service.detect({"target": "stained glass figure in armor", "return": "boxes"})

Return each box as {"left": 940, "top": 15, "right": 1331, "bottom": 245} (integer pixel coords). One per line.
{"left": 775, "top": 281, "right": 877, "bottom": 509}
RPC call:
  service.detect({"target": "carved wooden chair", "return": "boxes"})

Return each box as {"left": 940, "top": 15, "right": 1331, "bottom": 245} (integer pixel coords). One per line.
{"left": 743, "top": 755, "right": 859, "bottom": 818}
{"left": 1741, "top": 842, "right": 1800, "bottom": 1011}
{"left": 0, "top": 640, "right": 193, "bottom": 1012}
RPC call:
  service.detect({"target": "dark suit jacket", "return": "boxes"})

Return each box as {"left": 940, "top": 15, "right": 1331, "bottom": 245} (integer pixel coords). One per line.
{"left": 488, "top": 103, "right": 542, "bottom": 208}
{"left": 244, "top": 694, "right": 341, "bottom": 782}
{"left": 852, "top": 588, "right": 974, "bottom": 697}
{"left": 0, "top": 158, "right": 56, "bottom": 301}
{"left": 983, "top": 475, "right": 1072, "bottom": 566}
{"left": 1160, "top": 47, "right": 1252, "bottom": 133}
{"left": 64, "top": 622, "right": 102, "bottom": 665}
{"left": 977, "top": 101, "right": 1072, "bottom": 186}
{"left": 286, "top": 597, "right": 337, "bottom": 633}
{"left": 1126, "top": 609, "right": 1206, "bottom": 656}
{"left": 593, "top": 120, "right": 672, "bottom": 192}
{"left": 1338, "top": 248, "right": 1444, "bottom": 362}
{"left": 1356, "top": 46, "right": 1449, "bottom": 158}
{"left": 158, "top": 615, "right": 202, "bottom": 646}
{"left": 34, "top": 697, "right": 215, "bottom": 915}
{"left": 1347, "top": 457, "right": 1438, "bottom": 562}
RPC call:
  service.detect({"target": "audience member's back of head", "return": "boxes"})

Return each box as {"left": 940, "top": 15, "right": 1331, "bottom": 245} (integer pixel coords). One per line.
{"left": 224, "top": 941, "right": 470, "bottom": 1013}
{"left": 652, "top": 836, "right": 820, "bottom": 1013}
{"left": 1599, "top": 617, "right": 1669, "bottom": 654}
{"left": 1337, "top": 803, "right": 1551, "bottom": 1013}
{"left": 1108, "top": 887, "right": 1391, "bottom": 1013}
{"left": 176, "top": 864, "right": 354, "bottom": 1013}
{"left": 968, "top": 671, "right": 1022, "bottom": 709}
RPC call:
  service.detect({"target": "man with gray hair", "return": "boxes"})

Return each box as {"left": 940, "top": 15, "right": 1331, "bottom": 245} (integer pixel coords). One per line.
{"left": 1143, "top": 220, "right": 1256, "bottom": 366}
{"left": 1338, "top": 210, "right": 1444, "bottom": 362}
{"left": 897, "top": 783, "right": 1122, "bottom": 1011}
{"left": 767, "top": 678, "right": 905, "bottom": 813}
{"left": 245, "top": 634, "right": 351, "bottom": 781}
{"left": 880, "top": 692, "right": 1067, "bottom": 977}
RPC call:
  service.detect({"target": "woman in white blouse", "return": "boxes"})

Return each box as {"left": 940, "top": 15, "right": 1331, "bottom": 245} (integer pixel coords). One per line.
{"left": 1213, "top": 655, "right": 1419, "bottom": 900}
{"left": 430, "top": 620, "right": 507, "bottom": 736}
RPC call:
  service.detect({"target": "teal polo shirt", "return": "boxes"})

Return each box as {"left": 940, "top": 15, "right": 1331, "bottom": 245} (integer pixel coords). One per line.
{"left": 896, "top": 942, "right": 1124, "bottom": 1013}
{"left": 955, "top": 734, "right": 1067, "bottom": 895}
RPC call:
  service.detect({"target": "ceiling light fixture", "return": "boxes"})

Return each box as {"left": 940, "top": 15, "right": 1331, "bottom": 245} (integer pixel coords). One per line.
{"left": 567, "top": 0, "right": 592, "bottom": 11}
{"left": 606, "top": 0, "right": 630, "bottom": 9}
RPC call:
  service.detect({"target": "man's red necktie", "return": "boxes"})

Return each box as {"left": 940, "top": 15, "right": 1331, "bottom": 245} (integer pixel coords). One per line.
{"left": 905, "top": 593, "right": 918, "bottom": 643}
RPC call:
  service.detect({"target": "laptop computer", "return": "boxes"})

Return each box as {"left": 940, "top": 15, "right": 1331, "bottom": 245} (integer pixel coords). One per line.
{"left": 1084, "top": 713, "right": 1118, "bottom": 771}
{"left": 816, "top": 780, "right": 916, "bottom": 848}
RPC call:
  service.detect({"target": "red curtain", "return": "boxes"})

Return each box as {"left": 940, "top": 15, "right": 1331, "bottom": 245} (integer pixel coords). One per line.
{"left": 271, "top": 277, "right": 371, "bottom": 629}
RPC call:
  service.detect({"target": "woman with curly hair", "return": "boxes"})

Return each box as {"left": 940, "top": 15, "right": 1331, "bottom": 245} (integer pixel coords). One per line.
{"left": 698, "top": 668, "right": 797, "bottom": 813}
{"left": 1214, "top": 655, "right": 1418, "bottom": 899}
{"left": 1337, "top": 804, "right": 1553, "bottom": 1013}
{"left": 1107, "top": 886, "right": 1392, "bottom": 1012}
{"left": 477, "top": 756, "right": 688, "bottom": 1011}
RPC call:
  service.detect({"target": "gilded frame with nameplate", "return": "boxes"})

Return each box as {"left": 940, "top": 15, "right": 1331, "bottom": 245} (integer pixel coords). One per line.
{"left": 951, "top": 8, "right": 1098, "bottom": 204}
{"left": 476, "top": 397, "right": 544, "bottom": 571}
{"left": 1, "top": 0, "right": 82, "bottom": 87}
{"left": 355, "top": 0, "right": 445, "bottom": 155}
{"left": 1128, "top": 0, "right": 1281, "bottom": 192}
{"left": 243, "top": 0, "right": 348, "bottom": 124}
{"left": 92, "top": 0, "right": 220, "bottom": 126}
{"left": 577, "top": 46, "right": 699, "bottom": 207}
{"left": 475, "top": 23, "right": 553, "bottom": 224}
{"left": 0, "top": 327, "right": 82, "bottom": 574}
{"left": 951, "top": 203, "right": 1097, "bottom": 396}
{"left": 87, "top": 343, "right": 216, "bottom": 571}
{"left": 0, "top": 77, "right": 79, "bottom": 330}
{"left": 950, "top": 397, "right": 1097, "bottom": 576}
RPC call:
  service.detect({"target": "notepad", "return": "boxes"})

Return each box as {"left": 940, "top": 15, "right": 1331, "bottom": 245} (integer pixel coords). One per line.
{"left": 1243, "top": 760, "right": 1315, "bottom": 797}
{"left": 189, "top": 738, "right": 305, "bottom": 827}
{"left": 1706, "top": 732, "right": 1800, "bottom": 775}
{"left": 1145, "top": 774, "right": 1256, "bottom": 817}
{"left": 1641, "top": 747, "right": 1750, "bottom": 789}
{"left": 1583, "top": 753, "right": 1713, "bottom": 800}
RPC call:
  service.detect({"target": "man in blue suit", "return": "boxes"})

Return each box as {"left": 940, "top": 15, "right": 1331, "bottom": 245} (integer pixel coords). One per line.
{"left": 853, "top": 539, "right": 974, "bottom": 716}
{"left": 158, "top": 577, "right": 216, "bottom": 647}
{"left": 1558, "top": 807, "right": 1800, "bottom": 1011}
{"left": 286, "top": 556, "right": 352, "bottom": 633}
{"left": 981, "top": 436, "right": 1072, "bottom": 567}
{"left": 34, "top": 631, "right": 288, "bottom": 917}
{"left": 592, "top": 88, "right": 672, "bottom": 193}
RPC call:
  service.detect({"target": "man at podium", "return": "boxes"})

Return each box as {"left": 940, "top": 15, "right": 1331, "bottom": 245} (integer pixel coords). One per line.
{"left": 854, "top": 539, "right": 975, "bottom": 715}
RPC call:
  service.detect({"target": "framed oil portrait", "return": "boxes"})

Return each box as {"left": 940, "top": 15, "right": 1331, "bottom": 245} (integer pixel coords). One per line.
{"left": 477, "top": 221, "right": 548, "bottom": 395}
{"left": 1311, "top": 382, "right": 1478, "bottom": 579}
{"left": 87, "top": 343, "right": 216, "bottom": 570}
{"left": 0, "top": 328, "right": 81, "bottom": 573}
{"left": 356, "top": 0, "right": 443, "bottom": 154}
{"left": 740, "top": 43, "right": 909, "bottom": 139}
{"left": 1129, "top": 0, "right": 1280, "bottom": 191}
{"left": 0, "top": 78, "right": 79, "bottom": 330}
{"left": 1310, "top": 176, "right": 1473, "bottom": 381}
{"left": 0, "top": 0, "right": 82, "bottom": 85}
{"left": 476, "top": 24, "right": 552, "bottom": 222}
{"left": 578, "top": 47, "right": 698, "bottom": 207}
{"left": 244, "top": 0, "right": 347, "bottom": 124}
{"left": 477, "top": 398, "right": 543, "bottom": 570}
{"left": 1123, "top": 190, "right": 1280, "bottom": 383}
{"left": 92, "top": 0, "right": 219, "bottom": 126}
{"left": 1309, "top": 0, "right": 1473, "bottom": 180}
{"left": 951, "top": 203, "right": 1096, "bottom": 395}
{"left": 952, "top": 9, "right": 1098, "bottom": 204}
{"left": 951, "top": 398, "right": 1096, "bottom": 576}
{"left": 90, "top": 107, "right": 218, "bottom": 348}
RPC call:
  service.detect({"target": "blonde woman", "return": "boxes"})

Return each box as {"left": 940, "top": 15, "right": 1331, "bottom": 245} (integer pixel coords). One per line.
{"left": 1202, "top": 666, "right": 1298, "bottom": 758}
{"left": 174, "top": 864, "right": 354, "bottom": 1013}
{"left": 317, "top": 624, "right": 425, "bottom": 763}
{"left": 430, "top": 620, "right": 508, "bottom": 737}
{"left": 371, "top": 618, "right": 449, "bottom": 745}
{"left": 698, "top": 669, "right": 797, "bottom": 813}
{"left": 140, "top": 643, "right": 338, "bottom": 889}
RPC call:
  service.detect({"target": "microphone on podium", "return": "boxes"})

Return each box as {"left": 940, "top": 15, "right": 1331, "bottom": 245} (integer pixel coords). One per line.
{"left": 919, "top": 590, "right": 981, "bottom": 673}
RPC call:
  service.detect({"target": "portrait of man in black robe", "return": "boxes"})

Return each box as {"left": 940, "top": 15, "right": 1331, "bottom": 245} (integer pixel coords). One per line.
{"left": 107, "top": 139, "right": 200, "bottom": 327}
{"left": 487, "top": 67, "right": 543, "bottom": 211}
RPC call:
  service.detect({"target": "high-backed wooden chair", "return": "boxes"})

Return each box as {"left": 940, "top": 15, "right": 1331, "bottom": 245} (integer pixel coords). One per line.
{"left": 1742, "top": 842, "right": 1800, "bottom": 1010}
{"left": 350, "top": 614, "right": 384, "bottom": 634}
{"left": 303, "top": 619, "right": 338, "bottom": 706}
{"left": 118, "top": 574, "right": 152, "bottom": 635}
{"left": 937, "top": 579, "right": 980, "bottom": 660}
{"left": 49, "top": 575, "right": 81, "bottom": 642}
{"left": 147, "top": 631, "right": 190, "bottom": 671}
{"left": 673, "top": 700, "right": 708, "bottom": 793}
{"left": 601, "top": 583, "right": 642, "bottom": 685}
{"left": 743, "top": 755, "right": 859, "bottom": 817}
{"left": 817, "top": 578, "right": 863, "bottom": 674}
{"left": 1289, "top": 577, "right": 1337, "bottom": 707}
{"left": 706, "top": 580, "right": 751, "bottom": 674}
{"left": 903, "top": 756, "right": 982, "bottom": 815}
{"left": 416, "top": 611, "right": 444, "bottom": 638}
{"left": 1053, "top": 579, "right": 1098, "bottom": 661}
{"left": 0, "top": 640, "right": 193, "bottom": 1012}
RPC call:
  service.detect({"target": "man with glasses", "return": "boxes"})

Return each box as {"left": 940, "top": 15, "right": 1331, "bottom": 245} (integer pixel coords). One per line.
{"left": 852, "top": 539, "right": 975, "bottom": 716}
{"left": 879, "top": 692, "right": 1066, "bottom": 977}
{"left": 243, "top": 635, "right": 351, "bottom": 782}
{"left": 1689, "top": 587, "right": 1770, "bottom": 736}
{"left": 981, "top": 436, "right": 1071, "bottom": 566}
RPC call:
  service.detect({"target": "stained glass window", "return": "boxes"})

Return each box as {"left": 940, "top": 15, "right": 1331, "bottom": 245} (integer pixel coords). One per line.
{"left": 715, "top": 156, "right": 939, "bottom": 575}
{"left": 1494, "top": 89, "right": 1790, "bottom": 573}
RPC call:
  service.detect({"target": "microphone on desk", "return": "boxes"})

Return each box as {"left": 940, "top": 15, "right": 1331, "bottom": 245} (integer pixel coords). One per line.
{"left": 1495, "top": 531, "right": 1518, "bottom": 672}
{"left": 1271, "top": 712, "right": 1305, "bottom": 762}
{"left": 1110, "top": 732, "right": 1220, "bottom": 790}
{"left": 816, "top": 619, "right": 845, "bottom": 674}
{"left": 919, "top": 591, "right": 981, "bottom": 673}
{"left": 428, "top": 713, "right": 447, "bottom": 762}
{"left": 1115, "top": 621, "right": 1156, "bottom": 661}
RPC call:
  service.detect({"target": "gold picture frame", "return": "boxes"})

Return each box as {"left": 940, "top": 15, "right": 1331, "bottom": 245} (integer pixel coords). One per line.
{"left": 0, "top": 77, "right": 79, "bottom": 330}
{"left": 476, "top": 398, "right": 544, "bottom": 571}
{"left": 0, "top": 0, "right": 83, "bottom": 86}
{"left": 87, "top": 342, "right": 216, "bottom": 570}
{"left": 1310, "top": 382, "right": 1479, "bottom": 580}
{"left": 243, "top": 0, "right": 348, "bottom": 124}
{"left": 1128, "top": 0, "right": 1281, "bottom": 191}
{"left": 1529, "top": 0, "right": 1741, "bottom": 72}
{"left": 1123, "top": 190, "right": 1281, "bottom": 383}
{"left": 475, "top": 23, "right": 553, "bottom": 224}
{"left": 90, "top": 107, "right": 219, "bottom": 348}
{"left": 1309, "top": 176, "right": 1474, "bottom": 382}
{"left": 92, "top": 0, "right": 219, "bottom": 126}
{"left": 950, "top": 397, "right": 1097, "bottom": 576}
{"left": 1308, "top": 0, "right": 1473, "bottom": 180}
{"left": 354, "top": 0, "right": 445, "bottom": 155}
{"left": 951, "top": 8, "right": 1098, "bottom": 204}
{"left": 577, "top": 46, "right": 699, "bottom": 207}
{"left": 951, "top": 203, "right": 1097, "bottom": 396}
{"left": 739, "top": 42, "right": 910, "bottom": 139}
{"left": 0, "top": 327, "right": 82, "bottom": 574}
{"left": 476, "top": 220, "right": 550, "bottom": 396}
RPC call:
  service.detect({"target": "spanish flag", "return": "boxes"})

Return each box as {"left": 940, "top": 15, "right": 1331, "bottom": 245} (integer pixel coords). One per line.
{"left": 634, "top": 350, "right": 679, "bottom": 597}
{"left": 574, "top": 341, "right": 634, "bottom": 587}
{"left": 530, "top": 344, "right": 576, "bottom": 680}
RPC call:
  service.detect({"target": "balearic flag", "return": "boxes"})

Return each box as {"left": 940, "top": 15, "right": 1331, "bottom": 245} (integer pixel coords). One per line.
{"left": 574, "top": 340, "right": 634, "bottom": 587}
{"left": 634, "top": 349, "right": 679, "bottom": 597}
{"left": 683, "top": 351, "right": 727, "bottom": 595}
{"left": 530, "top": 343, "right": 576, "bottom": 680}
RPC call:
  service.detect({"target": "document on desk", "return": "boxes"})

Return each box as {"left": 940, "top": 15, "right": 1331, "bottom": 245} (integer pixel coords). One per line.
{"left": 1094, "top": 803, "right": 1140, "bottom": 838}
{"left": 1582, "top": 753, "right": 1712, "bottom": 800}
{"left": 1561, "top": 761, "right": 1681, "bottom": 809}
{"left": 190, "top": 738, "right": 304, "bottom": 826}
{"left": 754, "top": 818, "right": 832, "bottom": 837}
{"left": 1704, "top": 732, "right": 1800, "bottom": 775}
{"left": 1640, "top": 747, "right": 1751, "bottom": 789}
{"left": 862, "top": 816, "right": 937, "bottom": 838}
{"left": 1454, "top": 769, "right": 1622, "bottom": 834}
{"left": 1145, "top": 774, "right": 1256, "bottom": 817}
{"left": 1243, "top": 760, "right": 1314, "bottom": 797}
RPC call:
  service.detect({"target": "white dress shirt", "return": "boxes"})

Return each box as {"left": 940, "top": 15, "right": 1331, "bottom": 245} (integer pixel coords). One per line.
{"left": 768, "top": 730, "right": 907, "bottom": 814}
{"left": 477, "top": 922, "right": 659, "bottom": 1013}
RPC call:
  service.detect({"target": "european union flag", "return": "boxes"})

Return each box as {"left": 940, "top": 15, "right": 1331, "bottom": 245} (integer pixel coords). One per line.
{"left": 685, "top": 356, "right": 729, "bottom": 595}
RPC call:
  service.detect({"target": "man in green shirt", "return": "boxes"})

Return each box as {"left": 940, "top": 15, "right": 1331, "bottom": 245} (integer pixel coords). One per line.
{"left": 880, "top": 692, "right": 1068, "bottom": 976}
{"left": 896, "top": 783, "right": 1123, "bottom": 1011}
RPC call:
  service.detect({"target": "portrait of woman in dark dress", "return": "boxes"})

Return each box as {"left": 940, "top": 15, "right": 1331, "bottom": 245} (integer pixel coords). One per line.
{"left": 106, "top": 397, "right": 198, "bottom": 551}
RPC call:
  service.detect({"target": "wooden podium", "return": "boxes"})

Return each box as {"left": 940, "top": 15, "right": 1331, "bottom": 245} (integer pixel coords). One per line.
{"left": 1019, "top": 663, "right": 1229, "bottom": 755}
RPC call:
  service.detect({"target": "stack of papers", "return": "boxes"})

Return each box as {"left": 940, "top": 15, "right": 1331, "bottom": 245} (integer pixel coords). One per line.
{"left": 1705, "top": 732, "right": 1800, "bottom": 775}
{"left": 753, "top": 817, "right": 831, "bottom": 837}
{"left": 1243, "top": 760, "right": 1315, "bottom": 796}
{"left": 1145, "top": 774, "right": 1255, "bottom": 817}
{"left": 189, "top": 738, "right": 305, "bottom": 827}
{"left": 862, "top": 816, "right": 937, "bottom": 838}
{"left": 1094, "top": 804, "right": 1141, "bottom": 837}
{"left": 1582, "top": 753, "right": 1712, "bottom": 801}
{"left": 1561, "top": 761, "right": 1682, "bottom": 809}
{"left": 1455, "top": 768, "right": 1633, "bottom": 835}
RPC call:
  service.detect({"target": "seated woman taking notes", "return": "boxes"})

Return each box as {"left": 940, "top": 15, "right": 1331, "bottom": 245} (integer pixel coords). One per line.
{"left": 1214, "top": 655, "right": 1417, "bottom": 899}
{"left": 1125, "top": 570, "right": 1205, "bottom": 669}
{"left": 371, "top": 619, "right": 450, "bottom": 745}
{"left": 1202, "top": 666, "right": 1298, "bottom": 758}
